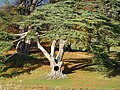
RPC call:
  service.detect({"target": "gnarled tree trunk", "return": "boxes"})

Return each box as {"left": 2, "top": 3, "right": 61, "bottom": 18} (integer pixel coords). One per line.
{"left": 36, "top": 34, "right": 66, "bottom": 79}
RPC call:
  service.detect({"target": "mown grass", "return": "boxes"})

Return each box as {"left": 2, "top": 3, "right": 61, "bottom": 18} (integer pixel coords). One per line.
{"left": 0, "top": 67, "right": 120, "bottom": 89}
{"left": 0, "top": 63, "right": 120, "bottom": 89}
{"left": 0, "top": 50, "right": 120, "bottom": 89}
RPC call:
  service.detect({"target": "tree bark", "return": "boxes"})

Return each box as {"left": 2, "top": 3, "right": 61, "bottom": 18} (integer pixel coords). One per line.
{"left": 48, "top": 40, "right": 66, "bottom": 79}
{"left": 50, "top": 40, "right": 56, "bottom": 57}
{"left": 47, "top": 61, "right": 65, "bottom": 80}
{"left": 16, "top": 38, "right": 31, "bottom": 55}
{"left": 25, "top": 38, "right": 31, "bottom": 54}
{"left": 36, "top": 35, "right": 66, "bottom": 79}
{"left": 107, "top": 45, "right": 110, "bottom": 54}
{"left": 47, "top": 40, "right": 66, "bottom": 79}
{"left": 56, "top": 40, "right": 66, "bottom": 61}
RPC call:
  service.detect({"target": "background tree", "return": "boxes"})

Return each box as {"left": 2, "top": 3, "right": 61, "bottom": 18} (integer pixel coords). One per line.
{"left": 16, "top": 0, "right": 50, "bottom": 55}
{"left": 16, "top": 0, "right": 49, "bottom": 15}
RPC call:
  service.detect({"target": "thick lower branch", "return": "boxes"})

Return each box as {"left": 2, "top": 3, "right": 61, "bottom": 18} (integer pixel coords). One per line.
{"left": 36, "top": 37, "right": 54, "bottom": 64}
{"left": 56, "top": 40, "right": 66, "bottom": 61}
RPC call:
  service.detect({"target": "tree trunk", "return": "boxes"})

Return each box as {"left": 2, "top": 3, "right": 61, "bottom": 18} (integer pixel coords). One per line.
{"left": 47, "top": 40, "right": 66, "bottom": 79}
{"left": 16, "top": 36, "right": 31, "bottom": 55}
{"left": 36, "top": 34, "right": 66, "bottom": 79}
{"left": 46, "top": 61, "right": 66, "bottom": 79}
{"left": 25, "top": 38, "right": 31, "bottom": 54}
{"left": 16, "top": 39, "right": 31, "bottom": 55}
{"left": 16, "top": 40, "right": 26, "bottom": 54}
{"left": 16, "top": 26, "right": 31, "bottom": 55}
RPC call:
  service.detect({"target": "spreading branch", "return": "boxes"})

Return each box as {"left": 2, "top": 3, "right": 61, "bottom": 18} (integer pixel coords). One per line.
{"left": 36, "top": 35, "right": 53, "bottom": 63}
{"left": 12, "top": 36, "right": 26, "bottom": 43}
{"left": 12, "top": 31, "right": 30, "bottom": 43}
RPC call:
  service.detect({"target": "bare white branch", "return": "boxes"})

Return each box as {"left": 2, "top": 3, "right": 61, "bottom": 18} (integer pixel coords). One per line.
{"left": 50, "top": 40, "right": 56, "bottom": 57}
{"left": 25, "top": 38, "right": 31, "bottom": 45}
{"left": 13, "top": 32, "right": 28, "bottom": 36}
{"left": 36, "top": 36, "right": 53, "bottom": 63}
{"left": 12, "top": 30, "right": 31, "bottom": 43}
{"left": 56, "top": 40, "right": 66, "bottom": 61}
{"left": 12, "top": 36, "right": 26, "bottom": 43}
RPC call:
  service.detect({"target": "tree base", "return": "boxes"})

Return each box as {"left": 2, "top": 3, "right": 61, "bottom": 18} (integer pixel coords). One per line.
{"left": 41, "top": 72, "right": 66, "bottom": 80}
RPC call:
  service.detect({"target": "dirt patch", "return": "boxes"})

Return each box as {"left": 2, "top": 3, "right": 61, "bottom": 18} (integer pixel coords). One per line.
{"left": 3, "top": 49, "right": 16, "bottom": 55}
{"left": 63, "top": 52, "right": 93, "bottom": 60}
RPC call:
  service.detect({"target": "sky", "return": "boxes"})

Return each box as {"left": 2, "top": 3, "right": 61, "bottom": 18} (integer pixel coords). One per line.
{"left": 0, "top": 0, "right": 13, "bottom": 7}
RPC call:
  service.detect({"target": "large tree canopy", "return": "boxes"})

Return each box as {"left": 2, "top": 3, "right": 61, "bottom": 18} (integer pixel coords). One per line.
{"left": 18, "top": 0, "right": 120, "bottom": 50}
{"left": 16, "top": 0, "right": 120, "bottom": 71}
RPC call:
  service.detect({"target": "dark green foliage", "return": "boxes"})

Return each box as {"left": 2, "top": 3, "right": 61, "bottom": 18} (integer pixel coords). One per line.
{"left": 18, "top": 0, "right": 120, "bottom": 51}
{"left": 0, "top": 31, "right": 18, "bottom": 40}
{"left": 100, "top": 0, "right": 120, "bottom": 20}
{"left": 0, "top": 41, "right": 13, "bottom": 55}
{"left": 0, "top": 31, "right": 18, "bottom": 60}
{"left": 92, "top": 53, "right": 113, "bottom": 71}
{"left": 0, "top": 7, "right": 23, "bottom": 60}
{"left": 0, "top": 11, "right": 23, "bottom": 31}
{"left": 0, "top": 63, "right": 6, "bottom": 73}
{"left": 0, "top": 54, "right": 33, "bottom": 73}
{"left": 0, "top": 54, "right": 41, "bottom": 77}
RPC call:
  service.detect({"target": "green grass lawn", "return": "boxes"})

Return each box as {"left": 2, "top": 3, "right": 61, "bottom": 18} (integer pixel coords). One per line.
{"left": 0, "top": 51, "right": 120, "bottom": 90}
{"left": 0, "top": 65, "right": 120, "bottom": 90}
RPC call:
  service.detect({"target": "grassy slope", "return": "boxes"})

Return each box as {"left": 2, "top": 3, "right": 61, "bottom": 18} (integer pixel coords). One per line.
{"left": 0, "top": 52, "right": 120, "bottom": 89}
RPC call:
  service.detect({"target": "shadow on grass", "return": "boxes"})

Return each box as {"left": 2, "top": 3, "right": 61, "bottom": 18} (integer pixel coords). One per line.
{"left": 1, "top": 51, "right": 120, "bottom": 78}
{"left": 106, "top": 60, "right": 120, "bottom": 78}
{"left": 0, "top": 53, "right": 49, "bottom": 78}
{"left": 63, "top": 58, "right": 94, "bottom": 74}
{"left": 0, "top": 42, "right": 52, "bottom": 78}
{"left": 103, "top": 52, "right": 120, "bottom": 78}
{"left": 63, "top": 57, "right": 120, "bottom": 78}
